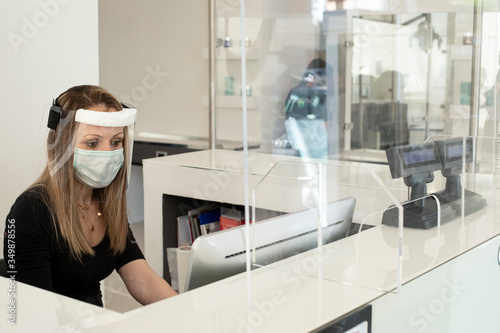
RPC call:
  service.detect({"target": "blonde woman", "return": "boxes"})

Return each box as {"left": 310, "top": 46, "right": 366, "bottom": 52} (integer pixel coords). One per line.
{"left": 3, "top": 85, "right": 176, "bottom": 306}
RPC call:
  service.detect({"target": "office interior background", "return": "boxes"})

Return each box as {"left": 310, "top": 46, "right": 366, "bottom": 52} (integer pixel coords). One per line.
{"left": 1, "top": 0, "right": 500, "bottom": 331}
{"left": 3, "top": 0, "right": 499, "bottom": 228}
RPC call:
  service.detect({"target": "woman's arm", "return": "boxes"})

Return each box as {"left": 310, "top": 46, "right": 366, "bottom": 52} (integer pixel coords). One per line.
{"left": 117, "top": 259, "right": 177, "bottom": 305}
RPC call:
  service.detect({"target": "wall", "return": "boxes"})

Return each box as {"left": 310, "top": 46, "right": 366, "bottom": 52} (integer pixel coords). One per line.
{"left": 98, "top": 0, "right": 210, "bottom": 223}
{"left": 98, "top": 0, "right": 209, "bottom": 141}
{"left": 98, "top": 0, "right": 320, "bottom": 148}
{"left": 0, "top": 0, "right": 99, "bottom": 252}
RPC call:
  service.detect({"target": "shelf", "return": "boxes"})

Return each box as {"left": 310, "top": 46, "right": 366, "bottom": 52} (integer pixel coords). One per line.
{"left": 202, "top": 95, "right": 260, "bottom": 109}
{"left": 201, "top": 47, "right": 260, "bottom": 60}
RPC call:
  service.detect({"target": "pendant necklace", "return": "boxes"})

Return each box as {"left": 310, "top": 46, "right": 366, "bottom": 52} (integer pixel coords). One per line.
{"left": 77, "top": 202, "right": 102, "bottom": 231}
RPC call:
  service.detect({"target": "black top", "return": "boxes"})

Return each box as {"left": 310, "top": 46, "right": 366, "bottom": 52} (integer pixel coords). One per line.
{"left": 3, "top": 188, "right": 145, "bottom": 306}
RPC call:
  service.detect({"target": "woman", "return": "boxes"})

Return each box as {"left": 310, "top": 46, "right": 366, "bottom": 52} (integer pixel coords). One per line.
{"left": 3, "top": 85, "right": 176, "bottom": 306}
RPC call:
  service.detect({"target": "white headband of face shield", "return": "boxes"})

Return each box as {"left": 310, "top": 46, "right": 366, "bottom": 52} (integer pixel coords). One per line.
{"left": 75, "top": 108, "right": 137, "bottom": 127}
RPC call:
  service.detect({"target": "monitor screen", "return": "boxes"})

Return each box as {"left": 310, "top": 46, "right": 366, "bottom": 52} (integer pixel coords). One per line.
{"left": 436, "top": 137, "right": 473, "bottom": 170}
{"left": 184, "top": 197, "right": 356, "bottom": 291}
{"left": 447, "top": 141, "right": 471, "bottom": 160}
{"left": 447, "top": 144, "right": 465, "bottom": 159}
{"left": 386, "top": 142, "right": 442, "bottom": 179}
{"left": 403, "top": 148, "right": 436, "bottom": 166}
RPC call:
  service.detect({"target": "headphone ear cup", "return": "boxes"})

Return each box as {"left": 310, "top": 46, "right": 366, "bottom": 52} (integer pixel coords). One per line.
{"left": 47, "top": 104, "right": 62, "bottom": 130}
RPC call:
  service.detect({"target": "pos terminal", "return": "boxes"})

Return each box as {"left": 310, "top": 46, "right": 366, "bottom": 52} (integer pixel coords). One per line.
{"left": 382, "top": 142, "right": 456, "bottom": 229}
{"left": 433, "top": 137, "right": 487, "bottom": 216}
{"left": 382, "top": 138, "right": 487, "bottom": 229}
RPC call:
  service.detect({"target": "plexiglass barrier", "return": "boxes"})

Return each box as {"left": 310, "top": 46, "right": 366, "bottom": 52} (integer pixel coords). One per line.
{"left": 221, "top": 0, "right": 500, "bottom": 301}
{"left": 248, "top": 134, "right": 498, "bottom": 295}
{"left": 379, "top": 135, "right": 499, "bottom": 290}
{"left": 249, "top": 159, "right": 406, "bottom": 293}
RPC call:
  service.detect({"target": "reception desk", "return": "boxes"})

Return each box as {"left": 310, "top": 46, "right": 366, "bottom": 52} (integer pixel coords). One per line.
{"left": 2, "top": 149, "right": 500, "bottom": 332}
{"left": 139, "top": 150, "right": 500, "bottom": 331}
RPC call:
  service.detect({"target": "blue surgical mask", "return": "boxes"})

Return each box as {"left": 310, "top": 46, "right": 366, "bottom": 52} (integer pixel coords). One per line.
{"left": 73, "top": 148, "right": 124, "bottom": 188}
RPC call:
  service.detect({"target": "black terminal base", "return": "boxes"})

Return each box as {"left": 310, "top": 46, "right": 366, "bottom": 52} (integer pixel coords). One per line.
{"left": 382, "top": 196, "right": 457, "bottom": 229}
{"left": 433, "top": 188, "right": 487, "bottom": 217}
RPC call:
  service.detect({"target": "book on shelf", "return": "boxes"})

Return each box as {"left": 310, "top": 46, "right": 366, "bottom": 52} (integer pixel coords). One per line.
{"left": 220, "top": 216, "right": 244, "bottom": 230}
{"left": 220, "top": 205, "right": 246, "bottom": 230}
{"left": 200, "top": 220, "right": 221, "bottom": 235}
{"left": 187, "top": 203, "right": 218, "bottom": 241}
{"left": 199, "top": 208, "right": 221, "bottom": 235}
{"left": 176, "top": 215, "right": 192, "bottom": 246}
{"left": 181, "top": 204, "right": 253, "bottom": 241}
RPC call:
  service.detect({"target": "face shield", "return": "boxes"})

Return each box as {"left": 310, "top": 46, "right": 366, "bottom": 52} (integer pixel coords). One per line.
{"left": 47, "top": 104, "right": 136, "bottom": 202}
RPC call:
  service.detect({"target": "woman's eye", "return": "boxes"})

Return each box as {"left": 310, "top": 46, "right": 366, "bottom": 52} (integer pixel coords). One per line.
{"left": 86, "top": 141, "right": 98, "bottom": 149}
{"left": 111, "top": 139, "right": 123, "bottom": 147}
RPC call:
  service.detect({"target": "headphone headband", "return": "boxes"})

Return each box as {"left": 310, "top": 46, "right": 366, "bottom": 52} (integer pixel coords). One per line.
{"left": 46, "top": 98, "right": 133, "bottom": 131}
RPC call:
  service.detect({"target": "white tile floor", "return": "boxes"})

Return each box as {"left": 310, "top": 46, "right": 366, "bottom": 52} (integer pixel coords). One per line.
{"left": 102, "top": 221, "right": 145, "bottom": 313}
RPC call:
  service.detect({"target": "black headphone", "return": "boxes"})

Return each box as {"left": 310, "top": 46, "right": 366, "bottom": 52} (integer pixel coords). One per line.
{"left": 47, "top": 97, "right": 62, "bottom": 130}
{"left": 47, "top": 96, "right": 131, "bottom": 131}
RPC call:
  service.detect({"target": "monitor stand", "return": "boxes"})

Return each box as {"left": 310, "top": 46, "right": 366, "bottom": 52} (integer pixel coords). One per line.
{"left": 432, "top": 175, "right": 487, "bottom": 217}
{"left": 382, "top": 173, "right": 456, "bottom": 229}
{"left": 381, "top": 197, "right": 457, "bottom": 229}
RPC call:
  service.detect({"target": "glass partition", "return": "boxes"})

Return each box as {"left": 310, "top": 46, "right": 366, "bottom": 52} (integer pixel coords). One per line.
{"left": 248, "top": 136, "right": 496, "bottom": 294}
{"left": 213, "top": 0, "right": 500, "bottom": 297}
{"left": 213, "top": 1, "right": 499, "bottom": 158}
{"left": 250, "top": 160, "right": 405, "bottom": 293}
{"left": 160, "top": 0, "right": 500, "bottom": 330}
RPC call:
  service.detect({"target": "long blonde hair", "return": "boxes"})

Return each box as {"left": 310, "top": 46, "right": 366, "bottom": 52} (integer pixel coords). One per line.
{"left": 31, "top": 85, "right": 130, "bottom": 260}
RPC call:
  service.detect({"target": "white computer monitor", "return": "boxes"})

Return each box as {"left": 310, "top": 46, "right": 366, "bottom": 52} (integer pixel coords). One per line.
{"left": 185, "top": 197, "right": 356, "bottom": 291}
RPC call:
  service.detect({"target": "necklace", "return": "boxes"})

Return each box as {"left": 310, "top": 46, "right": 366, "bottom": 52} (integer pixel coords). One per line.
{"left": 77, "top": 202, "right": 102, "bottom": 231}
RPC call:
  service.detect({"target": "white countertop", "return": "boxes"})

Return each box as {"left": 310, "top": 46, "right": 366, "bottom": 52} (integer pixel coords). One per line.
{"left": 3, "top": 211, "right": 498, "bottom": 332}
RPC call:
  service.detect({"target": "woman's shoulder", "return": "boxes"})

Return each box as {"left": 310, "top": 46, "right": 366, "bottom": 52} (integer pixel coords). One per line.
{"left": 5, "top": 185, "right": 60, "bottom": 260}
{"left": 14, "top": 185, "right": 49, "bottom": 206}
{"left": 7, "top": 185, "right": 51, "bottom": 225}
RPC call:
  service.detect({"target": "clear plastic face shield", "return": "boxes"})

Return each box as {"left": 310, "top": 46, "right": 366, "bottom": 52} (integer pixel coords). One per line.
{"left": 47, "top": 103, "right": 136, "bottom": 203}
